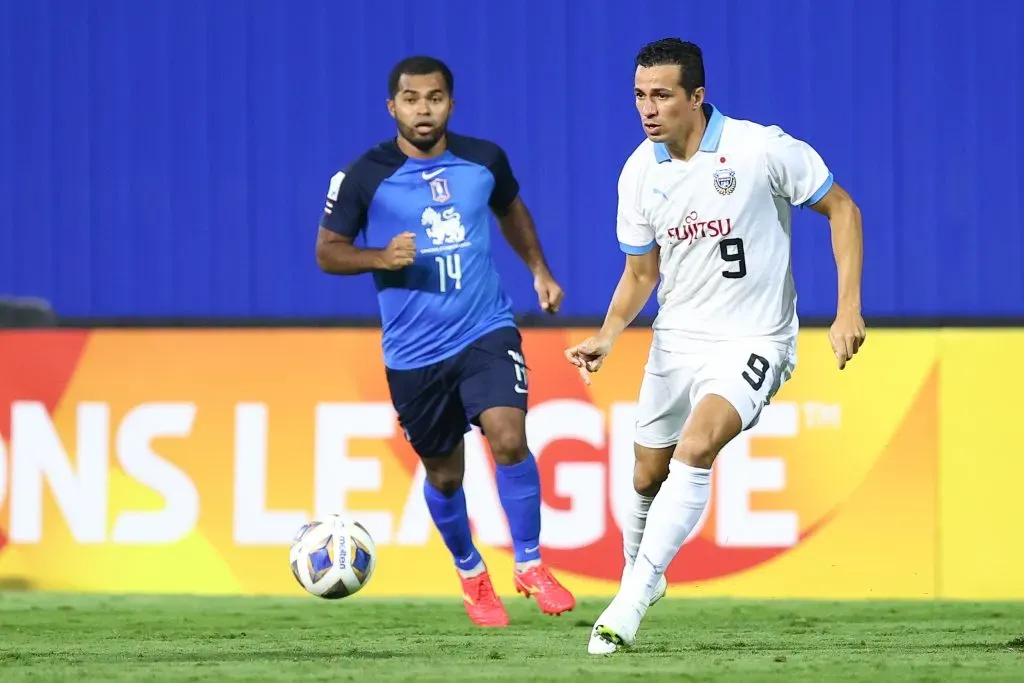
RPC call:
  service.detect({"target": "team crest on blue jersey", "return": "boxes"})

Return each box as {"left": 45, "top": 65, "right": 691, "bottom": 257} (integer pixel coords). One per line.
{"left": 421, "top": 206, "right": 466, "bottom": 246}
{"left": 713, "top": 168, "right": 737, "bottom": 196}
{"left": 429, "top": 177, "right": 451, "bottom": 203}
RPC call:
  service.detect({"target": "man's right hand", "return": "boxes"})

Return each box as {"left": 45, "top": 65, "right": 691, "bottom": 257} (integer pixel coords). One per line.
{"left": 564, "top": 333, "right": 614, "bottom": 386}
{"left": 382, "top": 232, "right": 417, "bottom": 270}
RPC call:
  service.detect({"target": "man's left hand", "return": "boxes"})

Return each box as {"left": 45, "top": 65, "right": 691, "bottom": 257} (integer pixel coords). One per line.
{"left": 534, "top": 272, "right": 564, "bottom": 315}
{"left": 829, "top": 309, "right": 866, "bottom": 370}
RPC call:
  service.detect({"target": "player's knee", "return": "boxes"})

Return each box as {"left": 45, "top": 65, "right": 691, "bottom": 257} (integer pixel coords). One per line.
{"left": 633, "top": 460, "right": 668, "bottom": 497}
{"left": 633, "top": 444, "right": 672, "bottom": 496}
{"left": 674, "top": 435, "right": 719, "bottom": 469}
{"left": 421, "top": 446, "right": 466, "bottom": 497}
{"left": 485, "top": 427, "right": 528, "bottom": 466}
{"left": 423, "top": 468, "right": 464, "bottom": 497}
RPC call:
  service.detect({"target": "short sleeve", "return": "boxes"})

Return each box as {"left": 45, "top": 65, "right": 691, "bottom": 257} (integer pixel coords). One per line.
{"left": 616, "top": 162, "right": 656, "bottom": 255}
{"left": 763, "top": 127, "right": 834, "bottom": 207}
{"left": 319, "top": 168, "right": 368, "bottom": 238}
{"left": 487, "top": 146, "right": 520, "bottom": 216}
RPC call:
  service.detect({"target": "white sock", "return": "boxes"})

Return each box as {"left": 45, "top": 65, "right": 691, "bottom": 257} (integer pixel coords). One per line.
{"left": 622, "top": 491, "right": 655, "bottom": 566}
{"left": 515, "top": 559, "right": 542, "bottom": 573}
{"left": 457, "top": 560, "right": 486, "bottom": 579}
{"left": 624, "top": 459, "right": 711, "bottom": 602}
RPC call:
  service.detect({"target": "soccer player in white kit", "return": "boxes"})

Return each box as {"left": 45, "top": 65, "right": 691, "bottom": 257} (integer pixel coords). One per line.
{"left": 564, "top": 38, "right": 866, "bottom": 654}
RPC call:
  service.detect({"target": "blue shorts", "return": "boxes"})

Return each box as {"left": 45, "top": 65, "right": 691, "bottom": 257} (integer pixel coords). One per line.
{"left": 385, "top": 325, "right": 529, "bottom": 459}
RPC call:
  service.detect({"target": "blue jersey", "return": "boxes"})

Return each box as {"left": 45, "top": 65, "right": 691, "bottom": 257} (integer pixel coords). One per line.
{"left": 319, "top": 133, "right": 519, "bottom": 370}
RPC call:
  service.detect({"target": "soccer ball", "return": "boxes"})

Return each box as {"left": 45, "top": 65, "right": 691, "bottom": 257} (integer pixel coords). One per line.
{"left": 289, "top": 514, "right": 377, "bottom": 599}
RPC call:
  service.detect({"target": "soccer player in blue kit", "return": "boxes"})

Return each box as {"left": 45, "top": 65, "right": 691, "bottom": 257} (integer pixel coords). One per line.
{"left": 315, "top": 56, "right": 575, "bottom": 627}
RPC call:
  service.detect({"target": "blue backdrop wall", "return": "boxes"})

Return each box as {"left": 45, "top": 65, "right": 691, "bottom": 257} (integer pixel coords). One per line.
{"left": 2, "top": 0, "right": 1022, "bottom": 320}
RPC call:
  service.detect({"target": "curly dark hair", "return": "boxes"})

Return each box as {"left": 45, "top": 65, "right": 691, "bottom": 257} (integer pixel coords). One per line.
{"left": 388, "top": 56, "right": 454, "bottom": 98}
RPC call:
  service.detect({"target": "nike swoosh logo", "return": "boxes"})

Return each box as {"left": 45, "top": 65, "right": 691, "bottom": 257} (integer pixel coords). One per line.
{"left": 422, "top": 168, "right": 445, "bottom": 180}
{"left": 524, "top": 545, "right": 539, "bottom": 554}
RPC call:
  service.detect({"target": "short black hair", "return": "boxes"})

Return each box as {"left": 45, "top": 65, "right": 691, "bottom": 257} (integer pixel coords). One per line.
{"left": 388, "top": 56, "right": 454, "bottom": 98}
{"left": 635, "top": 38, "right": 705, "bottom": 94}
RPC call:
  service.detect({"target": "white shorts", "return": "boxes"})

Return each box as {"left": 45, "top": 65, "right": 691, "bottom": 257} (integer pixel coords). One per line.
{"left": 633, "top": 337, "right": 797, "bottom": 449}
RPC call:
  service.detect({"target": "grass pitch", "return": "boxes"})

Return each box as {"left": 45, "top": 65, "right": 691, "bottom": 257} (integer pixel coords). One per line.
{"left": 1, "top": 592, "right": 1022, "bottom": 681}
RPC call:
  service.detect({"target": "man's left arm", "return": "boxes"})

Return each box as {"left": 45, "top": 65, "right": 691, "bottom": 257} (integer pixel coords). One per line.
{"left": 488, "top": 146, "right": 563, "bottom": 315}
{"left": 765, "top": 129, "right": 866, "bottom": 369}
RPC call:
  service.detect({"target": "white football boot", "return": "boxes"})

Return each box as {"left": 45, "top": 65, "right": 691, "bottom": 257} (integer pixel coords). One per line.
{"left": 586, "top": 565, "right": 665, "bottom": 655}
{"left": 587, "top": 590, "right": 649, "bottom": 654}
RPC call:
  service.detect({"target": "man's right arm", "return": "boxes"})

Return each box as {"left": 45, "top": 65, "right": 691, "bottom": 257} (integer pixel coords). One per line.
{"left": 598, "top": 161, "right": 660, "bottom": 343}
{"left": 564, "top": 161, "right": 661, "bottom": 383}
{"left": 316, "top": 229, "right": 388, "bottom": 274}
{"left": 597, "top": 249, "right": 661, "bottom": 344}
{"left": 315, "top": 168, "right": 414, "bottom": 275}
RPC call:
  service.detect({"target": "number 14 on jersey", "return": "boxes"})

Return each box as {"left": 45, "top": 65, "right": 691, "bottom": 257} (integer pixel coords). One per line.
{"left": 435, "top": 253, "right": 463, "bottom": 292}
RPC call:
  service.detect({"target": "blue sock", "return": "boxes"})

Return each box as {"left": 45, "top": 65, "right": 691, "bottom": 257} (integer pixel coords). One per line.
{"left": 495, "top": 452, "right": 542, "bottom": 563}
{"left": 423, "top": 481, "right": 481, "bottom": 572}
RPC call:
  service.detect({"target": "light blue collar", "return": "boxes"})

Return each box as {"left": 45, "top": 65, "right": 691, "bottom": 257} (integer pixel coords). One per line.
{"left": 653, "top": 103, "right": 725, "bottom": 163}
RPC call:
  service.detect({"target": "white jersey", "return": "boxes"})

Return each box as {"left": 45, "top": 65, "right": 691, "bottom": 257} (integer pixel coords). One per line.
{"left": 616, "top": 103, "right": 833, "bottom": 350}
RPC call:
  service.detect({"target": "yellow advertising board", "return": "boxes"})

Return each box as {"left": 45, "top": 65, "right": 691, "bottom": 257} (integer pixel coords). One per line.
{"left": 0, "top": 328, "right": 1019, "bottom": 599}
